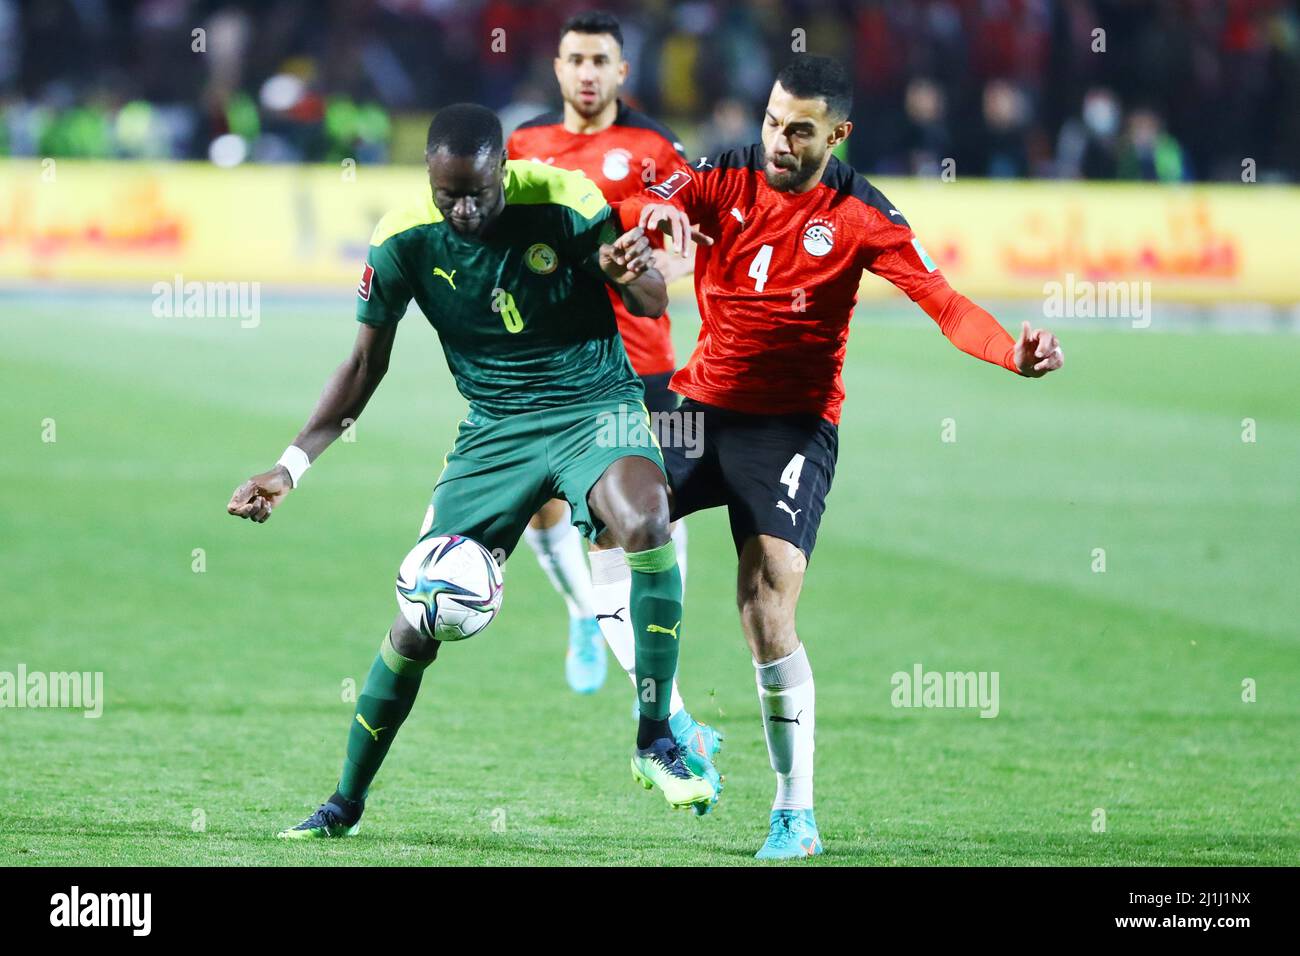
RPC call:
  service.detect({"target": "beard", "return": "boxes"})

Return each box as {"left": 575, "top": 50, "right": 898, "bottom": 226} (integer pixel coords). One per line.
{"left": 571, "top": 87, "right": 614, "bottom": 119}
{"left": 763, "top": 147, "right": 824, "bottom": 191}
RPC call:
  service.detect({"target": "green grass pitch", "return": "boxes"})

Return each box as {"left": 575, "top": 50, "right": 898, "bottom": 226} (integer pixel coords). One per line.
{"left": 1, "top": 288, "right": 1296, "bottom": 866}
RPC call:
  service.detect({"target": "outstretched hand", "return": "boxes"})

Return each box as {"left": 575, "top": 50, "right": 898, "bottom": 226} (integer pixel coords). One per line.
{"left": 638, "top": 203, "right": 713, "bottom": 259}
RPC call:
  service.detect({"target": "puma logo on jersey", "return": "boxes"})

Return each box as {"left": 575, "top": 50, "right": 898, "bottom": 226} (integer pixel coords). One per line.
{"left": 646, "top": 620, "right": 681, "bottom": 640}
{"left": 776, "top": 501, "right": 802, "bottom": 525}
{"left": 596, "top": 608, "right": 625, "bottom": 622}
{"left": 433, "top": 267, "right": 457, "bottom": 289}
{"left": 355, "top": 714, "right": 387, "bottom": 741}
{"left": 730, "top": 207, "right": 745, "bottom": 225}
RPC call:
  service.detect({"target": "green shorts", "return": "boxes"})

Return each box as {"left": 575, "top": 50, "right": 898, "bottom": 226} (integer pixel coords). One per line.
{"left": 417, "top": 396, "right": 664, "bottom": 560}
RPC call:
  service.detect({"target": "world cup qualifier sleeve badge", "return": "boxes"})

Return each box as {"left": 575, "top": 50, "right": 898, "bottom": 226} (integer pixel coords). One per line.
{"left": 802, "top": 217, "right": 836, "bottom": 257}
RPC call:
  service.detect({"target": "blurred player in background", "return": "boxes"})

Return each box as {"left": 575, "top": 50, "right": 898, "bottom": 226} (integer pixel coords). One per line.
{"left": 507, "top": 12, "right": 723, "bottom": 803}
{"left": 620, "top": 56, "right": 1065, "bottom": 858}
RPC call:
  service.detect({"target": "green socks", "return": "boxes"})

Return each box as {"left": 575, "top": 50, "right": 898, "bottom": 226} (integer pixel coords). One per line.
{"left": 337, "top": 634, "right": 431, "bottom": 802}
{"left": 627, "top": 539, "right": 684, "bottom": 731}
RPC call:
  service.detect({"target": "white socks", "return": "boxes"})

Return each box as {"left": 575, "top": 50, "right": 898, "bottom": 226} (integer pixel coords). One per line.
{"left": 670, "top": 520, "right": 688, "bottom": 591}
{"left": 589, "top": 547, "right": 684, "bottom": 715}
{"left": 755, "top": 642, "right": 815, "bottom": 811}
{"left": 522, "top": 504, "right": 595, "bottom": 621}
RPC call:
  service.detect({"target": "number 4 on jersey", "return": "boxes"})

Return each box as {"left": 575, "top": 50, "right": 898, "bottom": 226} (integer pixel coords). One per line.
{"left": 748, "top": 244, "right": 774, "bottom": 292}
{"left": 780, "top": 453, "right": 806, "bottom": 498}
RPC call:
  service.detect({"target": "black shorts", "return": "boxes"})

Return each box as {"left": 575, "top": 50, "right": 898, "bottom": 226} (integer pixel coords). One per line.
{"left": 640, "top": 371, "right": 681, "bottom": 447}
{"left": 640, "top": 371, "right": 679, "bottom": 416}
{"left": 663, "top": 398, "right": 839, "bottom": 558}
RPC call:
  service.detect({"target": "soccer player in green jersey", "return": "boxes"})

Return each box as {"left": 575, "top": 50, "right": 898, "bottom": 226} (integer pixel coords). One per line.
{"left": 226, "top": 103, "right": 715, "bottom": 836}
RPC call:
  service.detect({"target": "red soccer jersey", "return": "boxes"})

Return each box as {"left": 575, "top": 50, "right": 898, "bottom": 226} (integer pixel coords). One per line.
{"left": 619, "top": 144, "right": 1016, "bottom": 424}
{"left": 508, "top": 101, "right": 688, "bottom": 376}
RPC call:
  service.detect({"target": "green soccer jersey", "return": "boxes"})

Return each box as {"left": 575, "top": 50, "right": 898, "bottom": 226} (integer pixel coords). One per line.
{"left": 356, "top": 160, "right": 643, "bottom": 419}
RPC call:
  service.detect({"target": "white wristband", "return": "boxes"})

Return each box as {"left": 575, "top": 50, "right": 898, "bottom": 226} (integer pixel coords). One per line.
{"left": 277, "top": 445, "right": 311, "bottom": 488}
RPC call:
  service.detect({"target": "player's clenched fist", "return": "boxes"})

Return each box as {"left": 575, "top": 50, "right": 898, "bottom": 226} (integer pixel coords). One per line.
{"left": 1015, "top": 321, "right": 1065, "bottom": 378}
{"left": 227, "top": 467, "right": 292, "bottom": 523}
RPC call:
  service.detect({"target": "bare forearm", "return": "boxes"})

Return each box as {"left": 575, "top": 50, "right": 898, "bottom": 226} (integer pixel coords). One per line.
{"left": 292, "top": 354, "right": 386, "bottom": 460}
{"left": 651, "top": 247, "right": 694, "bottom": 285}
{"left": 615, "top": 266, "right": 668, "bottom": 317}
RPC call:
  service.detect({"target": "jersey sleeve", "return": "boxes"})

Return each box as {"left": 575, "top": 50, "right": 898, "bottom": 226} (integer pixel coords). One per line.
{"left": 916, "top": 281, "right": 1020, "bottom": 373}
{"left": 563, "top": 202, "right": 620, "bottom": 278}
{"left": 849, "top": 179, "right": 1016, "bottom": 372}
{"left": 618, "top": 153, "right": 722, "bottom": 232}
{"left": 854, "top": 199, "right": 949, "bottom": 302}
{"left": 356, "top": 236, "right": 413, "bottom": 327}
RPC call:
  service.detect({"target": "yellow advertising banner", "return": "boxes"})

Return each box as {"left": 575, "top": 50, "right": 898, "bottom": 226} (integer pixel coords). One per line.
{"left": 872, "top": 177, "right": 1297, "bottom": 305}
{"left": 1, "top": 160, "right": 1295, "bottom": 303}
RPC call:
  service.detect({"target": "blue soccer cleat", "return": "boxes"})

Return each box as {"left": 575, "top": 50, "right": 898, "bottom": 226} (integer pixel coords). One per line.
{"left": 565, "top": 616, "right": 607, "bottom": 694}
{"left": 755, "top": 809, "right": 824, "bottom": 859}
{"left": 669, "top": 709, "right": 724, "bottom": 815}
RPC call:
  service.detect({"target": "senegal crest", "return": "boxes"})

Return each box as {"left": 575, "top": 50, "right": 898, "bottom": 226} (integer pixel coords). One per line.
{"left": 525, "top": 243, "right": 558, "bottom": 275}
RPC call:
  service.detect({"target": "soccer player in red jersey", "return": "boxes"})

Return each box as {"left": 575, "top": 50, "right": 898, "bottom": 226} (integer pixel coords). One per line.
{"left": 506, "top": 11, "right": 723, "bottom": 804}
{"left": 617, "top": 56, "right": 1065, "bottom": 858}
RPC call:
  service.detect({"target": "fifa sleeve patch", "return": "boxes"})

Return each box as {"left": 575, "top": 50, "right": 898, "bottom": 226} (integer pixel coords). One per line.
{"left": 357, "top": 263, "right": 375, "bottom": 300}
{"left": 647, "top": 170, "right": 690, "bottom": 200}
{"left": 910, "top": 238, "right": 938, "bottom": 273}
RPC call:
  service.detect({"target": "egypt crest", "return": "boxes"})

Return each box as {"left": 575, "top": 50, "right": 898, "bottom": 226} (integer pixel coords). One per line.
{"left": 802, "top": 217, "right": 835, "bottom": 257}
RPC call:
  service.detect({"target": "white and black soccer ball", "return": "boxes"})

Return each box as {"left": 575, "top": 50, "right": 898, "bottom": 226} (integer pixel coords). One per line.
{"left": 395, "top": 534, "right": 503, "bottom": 641}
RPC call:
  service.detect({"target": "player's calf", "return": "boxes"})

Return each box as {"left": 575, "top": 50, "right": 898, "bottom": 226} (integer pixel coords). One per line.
{"left": 737, "top": 535, "right": 819, "bottom": 855}
{"left": 589, "top": 457, "right": 714, "bottom": 810}
{"left": 737, "top": 536, "right": 804, "bottom": 663}
{"left": 278, "top": 616, "right": 437, "bottom": 839}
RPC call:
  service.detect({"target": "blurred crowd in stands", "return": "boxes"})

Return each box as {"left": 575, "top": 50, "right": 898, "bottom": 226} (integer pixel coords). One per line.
{"left": 3, "top": 0, "right": 1298, "bottom": 181}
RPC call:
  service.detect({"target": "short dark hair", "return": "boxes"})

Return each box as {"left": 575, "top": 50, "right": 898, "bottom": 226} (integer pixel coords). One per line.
{"left": 560, "top": 10, "right": 623, "bottom": 50}
{"left": 776, "top": 55, "right": 853, "bottom": 121}
{"left": 426, "top": 103, "right": 503, "bottom": 158}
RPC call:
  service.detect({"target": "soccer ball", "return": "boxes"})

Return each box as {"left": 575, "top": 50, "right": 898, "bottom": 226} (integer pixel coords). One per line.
{"left": 395, "top": 534, "right": 503, "bottom": 641}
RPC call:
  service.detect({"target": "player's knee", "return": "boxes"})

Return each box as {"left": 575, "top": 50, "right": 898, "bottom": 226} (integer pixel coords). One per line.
{"left": 737, "top": 572, "right": 785, "bottom": 621}
{"left": 389, "top": 612, "right": 440, "bottom": 663}
{"left": 738, "top": 554, "right": 787, "bottom": 604}
{"left": 616, "top": 506, "right": 671, "bottom": 554}
{"left": 599, "top": 483, "right": 671, "bottom": 553}
{"left": 737, "top": 539, "right": 802, "bottom": 619}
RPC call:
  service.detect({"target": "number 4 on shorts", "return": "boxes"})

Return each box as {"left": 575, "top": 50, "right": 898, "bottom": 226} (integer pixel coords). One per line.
{"left": 780, "top": 453, "right": 806, "bottom": 498}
